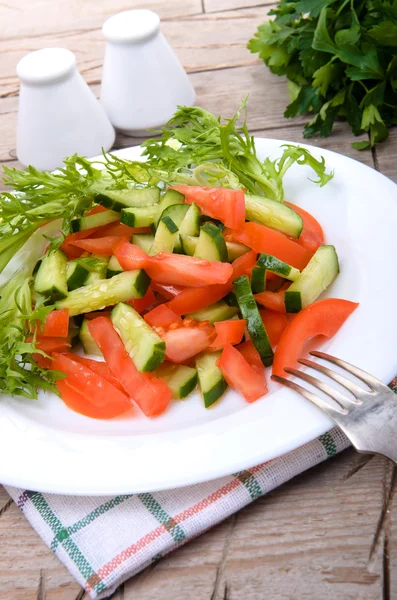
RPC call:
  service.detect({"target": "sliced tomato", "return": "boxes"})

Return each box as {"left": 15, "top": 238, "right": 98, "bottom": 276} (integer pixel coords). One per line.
{"left": 259, "top": 309, "right": 288, "bottom": 347}
{"left": 88, "top": 317, "right": 172, "bottom": 417}
{"left": 69, "top": 236, "right": 129, "bottom": 256}
{"left": 91, "top": 223, "right": 150, "bottom": 238}
{"left": 236, "top": 340, "right": 264, "bottom": 375}
{"left": 167, "top": 250, "right": 257, "bottom": 315}
{"left": 86, "top": 205, "right": 108, "bottom": 216}
{"left": 56, "top": 379, "right": 131, "bottom": 420}
{"left": 151, "top": 282, "right": 185, "bottom": 300}
{"left": 224, "top": 222, "right": 312, "bottom": 270}
{"left": 33, "top": 309, "right": 69, "bottom": 338}
{"left": 65, "top": 353, "right": 126, "bottom": 394}
{"left": 162, "top": 324, "right": 215, "bottom": 363}
{"left": 84, "top": 310, "right": 112, "bottom": 320}
{"left": 60, "top": 242, "right": 84, "bottom": 259}
{"left": 144, "top": 304, "right": 183, "bottom": 328}
{"left": 128, "top": 287, "right": 156, "bottom": 314}
{"left": 116, "top": 242, "right": 233, "bottom": 287}
{"left": 285, "top": 201, "right": 324, "bottom": 253}
{"left": 31, "top": 336, "right": 71, "bottom": 355}
{"left": 254, "top": 284, "right": 290, "bottom": 313}
{"left": 53, "top": 352, "right": 132, "bottom": 418}
{"left": 171, "top": 185, "right": 245, "bottom": 230}
{"left": 209, "top": 319, "right": 246, "bottom": 351}
{"left": 217, "top": 343, "right": 268, "bottom": 403}
{"left": 272, "top": 299, "right": 359, "bottom": 377}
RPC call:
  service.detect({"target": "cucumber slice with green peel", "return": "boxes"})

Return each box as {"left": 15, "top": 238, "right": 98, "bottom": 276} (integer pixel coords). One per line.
{"left": 66, "top": 260, "right": 89, "bottom": 291}
{"left": 111, "top": 302, "right": 165, "bottom": 372}
{"left": 194, "top": 222, "right": 228, "bottom": 262}
{"left": 55, "top": 270, "right": 150, "bottom": 316}
{"left": 245, "top": 193, "right": 303, "bottom": 238}
{"left": 196, "top": 351, "right": 227, "bottom": 408}
{"left": 180, "top": 234, "right": 198, "bottom": 256}
{"left": 156, "top": 204, "right": 190, "bottom": 252}
{"left": 257, "top": 253, "right": 300, "bottom": 281}
{"left": 155, "top": 363, "right": 198, "bottom": 399}
{"left": 94, "top": 187, "right": 160, "bottom": 211}
{"left": 84, "top": 256, "right": 109, "bottom": 285}
{"left": 233, "top": 275, "right": 274, "bottom": 367}
{"left": 132, "top": 233, "right": 155, "bottom": 254}
{"left": 70, "top": 209, "right": 119, "bottom": 233}
{"left": 149, "top": 216, "right": 179, "bottom": 255}
{"left": 179, "top": 202, "right": 201, "bottom": 237}
{"left": 154, "top": 189, "right": 185, "bottom": 226}
{"left": 188, "top": 300, "right": 239, "bottom": 324}
{"left": 284, "top": 245, "right": 339, "bottom": 313}
{"left": 120, "top": 205, "right": 159, "bottom": 228}
{"left": 107, "top": 255, "right": 124, "bottom": 278}
{"left": 79, "top": 319, "right": 102, "bottom": 356}
{"left": 226, "top": 242, "right": 250, "bottom": 262}
{"left": 34, "top": 250, "right": 68, "bottom": 301}
{"left": 251, "top": 266, "right": 267, "bottom": 294}
{"left": 224, "top": 292, "right": 239, "bottom": 307}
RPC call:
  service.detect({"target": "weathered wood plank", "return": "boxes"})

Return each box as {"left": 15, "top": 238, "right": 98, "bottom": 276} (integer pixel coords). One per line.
{"left": 204, "top": 0, "right": 273, "bottom": 13}
{"left": 373, "top": 128, "right": 397, "bottom": 185}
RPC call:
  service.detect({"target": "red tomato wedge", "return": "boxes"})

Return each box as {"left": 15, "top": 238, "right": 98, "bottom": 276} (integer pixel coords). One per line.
{"left": 217, "top": 344, "right": 268, "bottom": 403}
{"left": 171, "top": 185, "right": 245, "bottom": 230}
{"left": 52, "top": 352, "right": 132, "bottom": 418}
{"left": 91, "top": 223, "right": 150, "bottom": 238}
{"left": 285, "top": 201, "right": 324, "bottom": 253}
{"left": 69, "top": 236, "right": 129, "bottom": 256}
{"left": 209, "top": 319, "right": 247, "bottom": 351}
{"left": 31, "top": 336, "right": 71, "bottom": 355}
{"left": 33, "top": 309, "right": 69, "bottom": 338}
{"left": 236, "top": 340, "right": 264, "bottom": 375}
{"left": 86, "top": 205, "right": 108, "bottom": 216}
{"left": 144, "top": 304, "right": 183, "bottom": 328}
{"left": 167, "top": 250, "right": 257, "bottom": 315}
{"left": 56, "top": 379, "right": 130, "bottom": 420}
{"left": 162, "top": 325, "right": 215, "bottom": 363}
{"left": 65, "top": 354, "right": 126, "bottom": 394}
{"left": 254, "top": 284, "right": 290, "bottom": 313}
{"left": 60, "top": 242, "right": 84, "bottom": 260}
{"left": 128, "top": 287, "right": 156, "bottom": 314}
{"left": 259, "top": 309, "right": 288, "bottom": 347}
{"left": 84, "top": 310, "right": 112, "bottom": 320}
{"left": 116, "top": 242, "right": 233, "bottom": 287}
{"left": 224, "top": 222, "right": 312, "bottom": 270}
{"left": 88, "top": 317, "right": 172, "bottom": 417}
{"left": 272, "top": 299, "right": 359, "bottom": 377}
{"left": 151, "top": 282, "right": 185, "bottom": 300}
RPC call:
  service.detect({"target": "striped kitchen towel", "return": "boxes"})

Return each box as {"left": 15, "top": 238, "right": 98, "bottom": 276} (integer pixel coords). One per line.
{"left": 4, "top": 427, "right": 350, "bottom": 599}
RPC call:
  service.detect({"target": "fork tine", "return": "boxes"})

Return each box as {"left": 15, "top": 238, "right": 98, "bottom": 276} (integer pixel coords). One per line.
{"left": 284, "top": 367, "right": 354, "bottom": 408}
{"left": 310, "top": 351, "right": 382, "bottom": 390}
{"left": 298, "top": 358, "right": 364, "bottom": 399}
{"left": 271, "top": 374, "right": 347, "bottom": 417}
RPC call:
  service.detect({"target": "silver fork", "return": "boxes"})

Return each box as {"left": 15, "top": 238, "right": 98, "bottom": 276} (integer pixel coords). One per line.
{"left": 271, "top": 351, "right": 397, "bottom": 463}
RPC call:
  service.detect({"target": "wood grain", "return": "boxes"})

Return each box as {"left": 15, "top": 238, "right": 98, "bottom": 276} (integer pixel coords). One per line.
{"left": 1, "top": 0, "right": 397, "bottom": 598}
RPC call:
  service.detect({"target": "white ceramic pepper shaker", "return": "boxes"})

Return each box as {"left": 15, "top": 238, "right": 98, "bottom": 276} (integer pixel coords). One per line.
{"left": 16, "top": 48, "right": 115, "bottom": 171}
{"left": 100, "top": 9, "right": 196, "bottom": 136}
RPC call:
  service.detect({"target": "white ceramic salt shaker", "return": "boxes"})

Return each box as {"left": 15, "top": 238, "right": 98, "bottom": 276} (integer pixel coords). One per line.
{"left": 100, "top": 10, "right": 196, "bottom": 136}
{"left": 16, "top": 48, "right": 115, "bottom": 171}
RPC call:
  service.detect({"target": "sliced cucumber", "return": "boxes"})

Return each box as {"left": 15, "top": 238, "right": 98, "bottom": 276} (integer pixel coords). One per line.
{"left": 194, "top": 223, "right": 228, "bottom": 262}
{"left": 66, "top": 260, "right": 89, "bottom": 291}
{"left": 111, "top": 302, "right": 165, "bottom": 372}
{"left": 154, "top": 189, "right": 185, "bottom": 226}
{"left": 188, "top": 300, "right": 239, "bottom": 324}
{"left": 149, "top": 216, "right": 179, "bottom": 255}
{"left": 196, "top": 351, "right": 227, "bottom": 408}
{"left": 94, "top": 187, "right": 160, "bottom": 211}
{"left": 180, "top": 234, "right": 198, "bottom": 256}
{"left": 70, "top": 209, "right": 119, "bottom": 233}
{"left": 84, "top": 256, "right": 109, "bottom": 285}
{"left": 34, "top": 250, "right": 68, "bottom": 301}
{"left": 227, "top": 242, "right": 250, "bottom": 262}
{"left": 158, "top": 204, "right": 190, "bottom": 252}
{"left": 233, "top": 275, "right": 273, "bottom": 367}
{"left": 79, "top": 319, "right": 102, "bottom": 356}
{"left": 132, "top": 233, "right": 155, "bottom": 254}
{"left": 245, "top": 193, "right": 303, "bottom": 238}
{"left": 107, "top": 255, "right": 123, "bottom": 278}
{"left": 179, "top": 202, "right": 201, "bottom": 237}
{"left": 257, "top": 253, "right": 300, "bottom": 281}
{"left": 155, "top": 363, "right": 198, "bottom": 399}
{"left": 55, "top": 270, "right": 150, "bottom": 316}
{"left": 251, "top": 266, "right": 267, "bottom": 294}
{"left": 120, "top": 205, "right": 159, "bottom": 228}
{"left": 284, "top": 245, "right": 339, "bottom": 313}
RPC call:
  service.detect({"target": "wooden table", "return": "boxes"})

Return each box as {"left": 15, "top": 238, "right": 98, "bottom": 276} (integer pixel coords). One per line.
{"left": 1, "top": 1, "right": 396, "bottom": 598}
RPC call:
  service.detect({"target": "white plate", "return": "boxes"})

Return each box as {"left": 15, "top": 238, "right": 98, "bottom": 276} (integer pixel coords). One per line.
{"left": 1, "top": 139, "right": 397, "bottom": 495}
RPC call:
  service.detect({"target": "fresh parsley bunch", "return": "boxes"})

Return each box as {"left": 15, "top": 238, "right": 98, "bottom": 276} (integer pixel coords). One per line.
{"left": 248, "top": 0, "right": 397, "bottom": 149}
